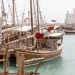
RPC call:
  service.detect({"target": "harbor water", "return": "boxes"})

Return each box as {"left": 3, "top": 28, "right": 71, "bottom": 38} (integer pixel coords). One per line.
{"left": 0, "top": 34, "right": 75, "bottom": 75}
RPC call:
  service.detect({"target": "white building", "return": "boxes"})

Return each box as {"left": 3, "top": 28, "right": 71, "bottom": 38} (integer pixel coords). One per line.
{"left": 65, "top": 9, "right": 75, "bottom": 24}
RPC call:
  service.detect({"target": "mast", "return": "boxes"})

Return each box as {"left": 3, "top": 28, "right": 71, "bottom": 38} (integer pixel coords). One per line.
{"left": 1, "top": 0, "right": 7, "bottom": 25}
{"left": 36, "top": 0, "right": 39, "bottom": 32}
{"left": 33, "top": 0, "right": 37, "bottom": 25}
{"left": 30, "top": 0, "right": 33, "bottom": 34}
{"left": 1, "top": 0, "right": 5, "bottom": 14}
{"left": 12, "top": 0, "right": 15, "bottom": 26}
{"left": 0, "top": 0, "right": 5, "bottom": 45}
{"left": 0, "top": 18, "right": 2, "bottom": 45}
{"left": 30, "top": 0, "right": 34, "bottom": 45}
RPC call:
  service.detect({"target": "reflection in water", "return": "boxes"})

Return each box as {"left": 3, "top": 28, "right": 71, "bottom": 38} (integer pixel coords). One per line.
{"left": 26, "top": 56, "right": 65, "bottom": 75}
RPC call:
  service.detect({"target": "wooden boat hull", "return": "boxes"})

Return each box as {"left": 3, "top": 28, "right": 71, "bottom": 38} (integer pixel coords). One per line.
{"left": 63, "top": 29, "right": 75, "bottom": 34}
{"left": 64, "top": 31, "right": 75, "bottom": 34}
{"left": 16, "top": 47, "right": 62, "bottom": 66}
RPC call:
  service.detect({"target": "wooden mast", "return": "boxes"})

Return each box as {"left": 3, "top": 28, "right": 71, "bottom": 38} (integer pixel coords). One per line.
{"left": 0, "top": 18, "right": 2, "bottom": 45}
{"left": 36, "top": 0, "right": 39, "bottom": 32}
{"left": 0, "top": 0, "right": 5, "bottom": 45}
{"left": 1, "top": 0, "right": 5, "bottom": 15}
{"left": 30, "top": 0, "right": 34, "bottom": 45}
{"left": 30, "top": 0, "right": 33, "bottom": 34}
{"left": 12, "top": 0, "right": 15, "bottom": 26}
{"left": 33, "top": 0, "right": 37, "bottom": 25}
{"left": 1, "top": 0, "right": 7, "bottom": 25}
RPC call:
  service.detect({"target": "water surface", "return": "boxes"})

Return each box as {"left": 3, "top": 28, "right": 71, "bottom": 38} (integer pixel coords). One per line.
{"left": 0, "top": 35, "right": 75, "bottom": 75}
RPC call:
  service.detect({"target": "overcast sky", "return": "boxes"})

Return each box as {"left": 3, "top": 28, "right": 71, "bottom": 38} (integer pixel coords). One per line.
{"left": 0, "top": 0, "right": 75, "bottom": 23}
{"left": 40, "top": 0, "right": 75, "bottom": 23}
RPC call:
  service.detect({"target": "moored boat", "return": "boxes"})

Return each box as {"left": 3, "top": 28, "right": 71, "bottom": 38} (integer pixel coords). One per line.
{"left": 14, "top": 28, "right": 63, "bottom": 66}
{"left": 61, "top": 24, "right": 75, "bottom": 34}
{"left": 0, "top": 0, "right": 64, "bottom": 67}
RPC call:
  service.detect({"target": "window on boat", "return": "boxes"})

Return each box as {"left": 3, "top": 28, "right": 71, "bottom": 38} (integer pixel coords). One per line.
{"left": 57, "top": 36, "right": 62, "bottom": 46}
{"left": 44, "top": 38, "right": 57, "bottom": 51}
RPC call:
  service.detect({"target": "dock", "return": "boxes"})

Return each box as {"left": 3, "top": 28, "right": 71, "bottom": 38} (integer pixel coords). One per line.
{"left": 0, "top": 46, "right": 40, "bottom": 75}
{"left": 0, "top": 72, "right": 39, "bottom": 75}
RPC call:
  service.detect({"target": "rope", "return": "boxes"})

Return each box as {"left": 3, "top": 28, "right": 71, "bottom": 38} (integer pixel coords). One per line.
{"left": 39, "top": 0, "right": 47, "bottom": 24}
{"left": 7, "top": 0, "right": 12, "bottom": 17}
{"left": 22, "top": 0, "right": 26, "bottom": 25}
{"left": 16, "top": 3, "right": 23, "bottom": 22}
{"left": 14, "top": 1, "right": 19, "bottom": 25}
{"left": 33, "top": 0, "right": 37, "bottom": 25}
{"left": 38, "top": 4, "right": 44, "bottom": 26}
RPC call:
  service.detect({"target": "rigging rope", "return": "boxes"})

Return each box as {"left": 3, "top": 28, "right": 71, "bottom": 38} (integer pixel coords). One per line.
{"left": 14, "top": 1, "right": 19, "bottom": 25}
{"left": 22, "top": 0, "right": 26, "bottom": 25}
{"left": 15, "top": 2, "right": 23, "bottom": 22}
{"left": 7, "top": 0, "right": 12, "bottom": 17}
{"left": 38, "top": 4, "right": 44, "bottom": 26}
{"left": 33, "top": 0, "right": 37, "bottom": 25}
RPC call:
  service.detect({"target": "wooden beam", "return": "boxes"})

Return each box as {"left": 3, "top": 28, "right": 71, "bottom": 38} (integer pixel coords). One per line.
{"left": 17, "top": 54, "right": 25, "bottom": 75}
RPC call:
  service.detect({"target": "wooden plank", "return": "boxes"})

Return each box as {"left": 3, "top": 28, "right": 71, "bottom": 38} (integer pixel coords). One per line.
{"left": 25, "top": 57, "right": 44, "bottom": 63}
{"left": 17, "top": 54, "right": 25, "bottom": 75}
{"left": 0, "top": 59, "right": 5, "bottom": 62}
{"left": 0, "top": 72, "right": 39, "bottom": 75}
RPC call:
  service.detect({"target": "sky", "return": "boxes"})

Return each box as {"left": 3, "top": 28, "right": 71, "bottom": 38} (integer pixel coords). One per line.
{"left": 0, "top": 0, "right": 75, "bottom": 24}
{"left": 39, "top": 0, "right": 75, "bottom": 23}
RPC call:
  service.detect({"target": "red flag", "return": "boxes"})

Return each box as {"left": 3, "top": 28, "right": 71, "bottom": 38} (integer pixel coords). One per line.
{"left": 24, "top": 18, "right": 29, "bottom": 22}
{"left": 3, "top": 13, "right": 6, "bottom": 16}
{"left": 25, "top": 47, "right": 29, "bottom": 51}
{"left": 48, "top": 26, "right": 54, "bottom": 31}
{"left": 35, "top": 33, "right": 44, "bottom": 39}
{"left": 51, "top": 20, "right": 56, "bottom": 22}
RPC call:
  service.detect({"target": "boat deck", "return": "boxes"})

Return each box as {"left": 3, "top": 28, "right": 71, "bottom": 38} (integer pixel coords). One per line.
{"left": 32, "top": 47, "right": 57, "bottom": 53}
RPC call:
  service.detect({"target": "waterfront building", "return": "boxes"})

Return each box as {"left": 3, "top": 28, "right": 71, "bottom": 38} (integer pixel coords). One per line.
{"left": 65, "top": 9, "right": 75, "bottom": 24}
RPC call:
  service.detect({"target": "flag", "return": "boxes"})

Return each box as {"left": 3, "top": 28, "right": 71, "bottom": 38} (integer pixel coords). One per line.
{"left": 3, "top": 13, "right": 6, "bottom": 16}
{"left": 35, "top": 33, "right": 44, "bottom": 39}
{"left": 48, "top": 26, "right": 54, "bottom": 31}
{"left": 51, "top": 20, "right": 56, "bottom": 22}
{"left": 24, "top": 18, "right": 29, "bottom": 22}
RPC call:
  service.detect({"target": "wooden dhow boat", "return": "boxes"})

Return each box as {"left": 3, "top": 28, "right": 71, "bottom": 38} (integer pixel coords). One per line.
{"left": 2, "top": 25, "right": 63, "bottom": 66}
{"left": 0, "top": 0, "right": 64, "bottom": 67}
{"left": 1, "top": 24, "right": 64, "bottom": 66}
{"left": 61, "top": 24, "right": 75, "bottom": 34}
{"left": 15, "top": 29, "right": 63, "bottom": 66}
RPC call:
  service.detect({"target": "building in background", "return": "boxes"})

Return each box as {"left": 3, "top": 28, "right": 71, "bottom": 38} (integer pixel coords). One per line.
{"left": 65, "top": 8, "right": 75, "bottom": 24}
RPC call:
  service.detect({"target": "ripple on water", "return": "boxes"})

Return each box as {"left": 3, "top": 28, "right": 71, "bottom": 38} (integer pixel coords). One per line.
{"left": 0, "top": 35, "right": 75, "bottom": 75}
